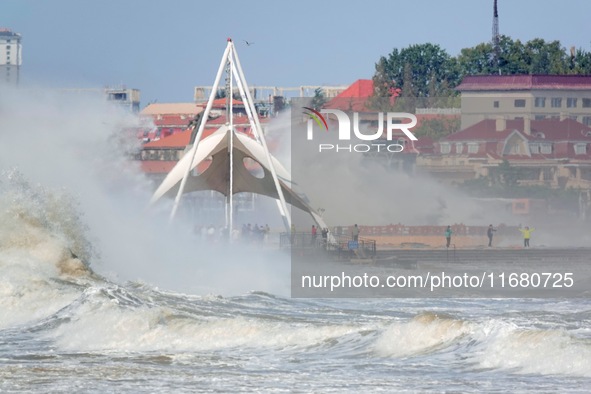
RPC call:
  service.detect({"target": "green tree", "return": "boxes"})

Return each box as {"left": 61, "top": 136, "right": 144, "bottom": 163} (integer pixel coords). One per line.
{"left": 368, "top": 57, "right": 396, "bottom": 111}
{"left": 570, "top": 48, "right": 591, "bottom": 74}
{"left": 524, "top": 38, "right": 567, "bottom": 74}
{"left": 457, "top": 42, "right": 495, "bottom": 75}
{"left": 457, "top": 36, "right": 591, "bottom": 76}
{"left": 494, "top": 159, "right": 523, "bottom": 189}
{"left": 310, "top": 87, "right": 327, "bottom": 110}
{"left": 375, "top": 43, "right": 460, "bottom": 99}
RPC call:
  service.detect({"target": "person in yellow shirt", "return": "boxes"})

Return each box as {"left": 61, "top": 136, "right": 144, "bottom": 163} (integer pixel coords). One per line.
{"left": 519, "top": 226, "right": 535, "bottom": 247}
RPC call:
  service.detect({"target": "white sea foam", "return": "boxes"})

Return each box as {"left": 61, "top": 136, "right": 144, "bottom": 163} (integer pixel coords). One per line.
{"left": 471, "top": 319, "right": 591, "bottom": 377}
{"left": 47, "top": 297, "right": 363, "bottom": 353}
{"left": 374, "top": 312, "right": 471, "bottom": 357}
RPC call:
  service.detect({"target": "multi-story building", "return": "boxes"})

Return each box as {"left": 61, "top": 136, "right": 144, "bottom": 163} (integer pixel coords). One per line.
{"left": 0, "top": 28, "right": 22, "bottom": 85}
{"left": 418, "top": 118, "right": 591, "bottom": 189}
{"left": 457, "top": 75, "right": 591, "bottom": 129}
{"left": 105, "top": 87, "right": 141, "bottom": 112}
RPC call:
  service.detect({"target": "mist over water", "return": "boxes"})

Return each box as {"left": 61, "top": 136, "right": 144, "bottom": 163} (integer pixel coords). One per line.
{"left": 287, "top": 112, "right": 512, "bottom": 227}
{"left": 0, "top": 86, "right": 289, "bottom": 296}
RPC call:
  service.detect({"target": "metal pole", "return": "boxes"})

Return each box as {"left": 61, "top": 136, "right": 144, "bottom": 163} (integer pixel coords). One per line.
{"left": 228, "top": 44, "right": 235, "bottom": 242}
{"left": 232, "top": 44, "right": 292, "bottom": 232}
{"left": 169, "top": 41, "right": 232, "bottom": 221}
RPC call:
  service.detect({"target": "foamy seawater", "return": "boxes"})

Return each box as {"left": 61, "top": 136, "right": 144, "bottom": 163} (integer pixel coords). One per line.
{"left": 0, "top": 181, "right": 590, "bottom": 393}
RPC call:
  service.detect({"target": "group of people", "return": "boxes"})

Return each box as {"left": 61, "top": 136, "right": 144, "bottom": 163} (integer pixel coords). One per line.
{"left": 444, "top": 224, "right": 536, "bottom": 248}
{"left": 241, "top": 223, "right": 270, "bottom": 243}
{"left": 193, "top": 223, "right": 271, "bottom": 244}
{"left": 291, "top": 224, "right": 331, "bottom": 246}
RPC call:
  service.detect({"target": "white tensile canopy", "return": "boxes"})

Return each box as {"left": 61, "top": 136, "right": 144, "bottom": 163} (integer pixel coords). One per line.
{"left": 149, "top": 39, "right": 327, "bottom": 234}
{"left": 150, "top": 125, "right": 322, "bottom": 217}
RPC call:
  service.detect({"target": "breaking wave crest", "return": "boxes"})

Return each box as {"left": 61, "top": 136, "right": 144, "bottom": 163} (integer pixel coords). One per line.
{"left": 0, "top": 170, "right": 95, "bottom": 329}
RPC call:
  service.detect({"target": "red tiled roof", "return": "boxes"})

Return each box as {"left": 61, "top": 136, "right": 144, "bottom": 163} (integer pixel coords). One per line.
{"left": 336, "top": 79, "right": 374, "bottom": 98}
{"left": 140, "top": 160, "right": 212, "bottom": 174}
{"left": 151, "top": 114, "right": 192, "bottom": 127}
{"left": 525, "top": 118, "right": 591, "bottom": 141}
{"left": 207, "top": 115, "right": 269, "bottom": 125}
{"left": 143, "top": 118, "right": 263, "bottom": 149}
{"left": 324, "top": 79, "right": 374, "bottom": 112}
{"left": 457, "top": 74, "right": 591, "bottom": 91}
{"left": 144, "top": 131, "right": 191, "bottom": 148}
{"left": 445, "top": 118, "right": 591, "bottom": 142}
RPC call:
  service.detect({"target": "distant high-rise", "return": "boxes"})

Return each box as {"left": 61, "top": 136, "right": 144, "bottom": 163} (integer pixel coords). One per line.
{"left": 0, "top": 28, "right": 22, "bottom": 85}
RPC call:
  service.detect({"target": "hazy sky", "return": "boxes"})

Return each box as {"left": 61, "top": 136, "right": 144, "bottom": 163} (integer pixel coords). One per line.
{"left": 3, "top": 0, "right": 591, "bottom": 105}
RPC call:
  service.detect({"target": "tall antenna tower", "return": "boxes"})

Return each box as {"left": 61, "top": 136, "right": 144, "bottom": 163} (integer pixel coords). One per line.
{"left": 492, "top": 0, "right": 500, "bottom": 70}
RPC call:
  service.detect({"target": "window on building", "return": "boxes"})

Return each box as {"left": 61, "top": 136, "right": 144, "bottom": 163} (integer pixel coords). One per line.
{"left": 5, "top": 45, "right": 9, "bottom": 50}
{"left": 534, "top": 115, "right": 546, "bottom": 120}
{"left": 507, "top": 143, "right": 523, "bottom": 155}
{"left": 583, "top": 116, "right": 591, "bottom": 126}
{"left": 530, "top": 143, "right": 540, "bottom": 154}
{"left": 567, "top": 98, "right": 578, "bottom": 108}
{"left": 493, "top": 101, "right": 499, "bottom": 108}
{"left": 583, "top": 98, "right": 591, "bottom": 108}
{"left": 574, "top": 143, "right": 587, "bottom": 155}
{"left": 514, "top": 99, "right": 526, "bottom": 108}
{"left": 534, "top": 97, "right": 546, "bottom": 107}
{"left": 467, "top": 143, "right": 478, "bottom": 154}
{"left": 551, "top": 98, "right": 562, "bottom": 108}
{"left": 540, "top": 144, "right": 552, "bottom": 154}
{"left": 455, "top": 143, "right": 463, "bottom": 154}
{"left": 440, "top": 143, "right": 451, "bottom": 154}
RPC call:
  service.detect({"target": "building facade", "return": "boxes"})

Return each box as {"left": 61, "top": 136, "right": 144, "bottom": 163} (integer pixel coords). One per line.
{"left": 418, "top": 118, "right": 591, "bottom": 189}
{"left": 457, "top": 75, "right": 591, "bottom": 129}
{"left": 0, "top": 28, "right": 22, "bottom": 85}
{"left": 105, "top": 87, "right": 141, "bottom": 112}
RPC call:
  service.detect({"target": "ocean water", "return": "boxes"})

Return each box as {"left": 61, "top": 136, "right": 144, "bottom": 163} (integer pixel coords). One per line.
{"left": 1, "top": 174, "right": 590, "bottom": 393}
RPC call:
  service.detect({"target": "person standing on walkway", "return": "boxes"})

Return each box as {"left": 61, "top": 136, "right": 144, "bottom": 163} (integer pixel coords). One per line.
{"left": 445, "top": 225, "right": 453, "bottom": 248}
{"left": 352, "top": 224, "right": 360, "bottom": 242}
{"left": 519, "top": 226, "right": 535, "bottom": 247}
{"left": 487, "top": 224, "right": 497, "bottom": 247}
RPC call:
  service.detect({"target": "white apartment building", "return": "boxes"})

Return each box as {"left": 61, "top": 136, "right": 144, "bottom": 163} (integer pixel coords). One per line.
{"left": 0, "top": 28, "right": 22, "bottom": 85}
